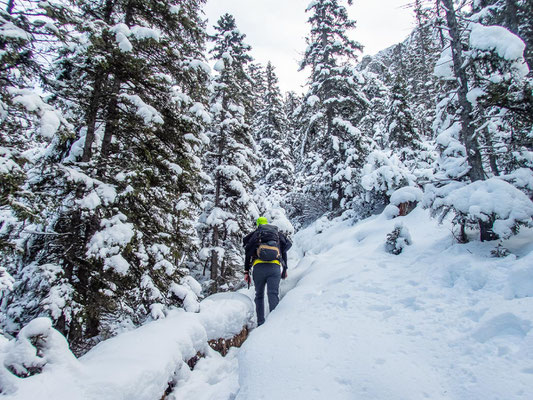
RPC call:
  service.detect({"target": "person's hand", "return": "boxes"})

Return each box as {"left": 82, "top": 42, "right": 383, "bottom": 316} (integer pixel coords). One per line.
{"left": 244, "top": 272, "right": 251, "bottom": 284}
{"left": 281, "top": 269, "right": 287, "bottom": 280}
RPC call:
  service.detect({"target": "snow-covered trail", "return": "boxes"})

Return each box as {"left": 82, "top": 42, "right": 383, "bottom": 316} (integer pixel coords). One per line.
{"left": 174, "top": 207, "right": 533, "bottom": 400}
{"left": 237, "top": 211, "right": 452, "bottom": 399}
{"left": 3, "top": 213, "right": 531, "bottom": 400}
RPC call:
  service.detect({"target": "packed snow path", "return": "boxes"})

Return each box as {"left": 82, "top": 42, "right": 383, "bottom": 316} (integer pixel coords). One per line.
{"left": 173, "top": 208, "right": 533, "bottom": 400}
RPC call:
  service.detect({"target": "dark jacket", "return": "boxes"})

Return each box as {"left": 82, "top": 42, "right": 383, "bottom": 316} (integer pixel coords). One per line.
{"left": 243, "top": 224, "right": 292, "bottom": 272}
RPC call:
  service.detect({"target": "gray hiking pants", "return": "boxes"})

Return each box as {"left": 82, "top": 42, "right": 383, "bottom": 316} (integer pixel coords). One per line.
{"left": 252, "top": 263, "right": 281, "bottom": 326}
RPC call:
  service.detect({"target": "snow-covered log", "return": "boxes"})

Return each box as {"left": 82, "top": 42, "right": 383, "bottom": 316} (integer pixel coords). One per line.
{"left": 0, "top": 294, "right": 254, "bottom": 399}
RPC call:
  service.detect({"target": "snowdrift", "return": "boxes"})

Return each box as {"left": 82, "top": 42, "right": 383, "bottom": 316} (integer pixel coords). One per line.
{"left": 0, "top": 293, "right": 254, "bottom": 399}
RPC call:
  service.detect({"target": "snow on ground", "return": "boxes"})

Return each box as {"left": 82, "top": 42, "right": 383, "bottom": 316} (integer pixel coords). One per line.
{"left": 170, "top": 347, "right": 240, "bottom": 400}
{"left": 3, "top": 207, "right": 533, "bottom": 399}
{"left": 0, "top": 294, "right": 254, "bottom": 399}
{"left": 233, "top": 207, "right": 533, "bottom": 399}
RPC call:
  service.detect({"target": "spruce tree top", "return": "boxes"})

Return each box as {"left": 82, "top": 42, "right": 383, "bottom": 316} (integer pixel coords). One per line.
{"left": 210, "top": 14, "right": 252, "bottom": 64}
{"left": 300, "top": 0, "right": 362, "bottom": 76}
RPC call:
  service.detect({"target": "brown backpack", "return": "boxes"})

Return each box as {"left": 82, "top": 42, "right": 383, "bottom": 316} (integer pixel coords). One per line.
{"left": 256, "top": 224, "right": 281, "bottom": 262}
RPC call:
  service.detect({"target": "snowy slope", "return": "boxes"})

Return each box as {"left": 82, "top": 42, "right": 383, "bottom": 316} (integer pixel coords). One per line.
{"left": 235, "top": 207, "right": 533, "bottom": 400}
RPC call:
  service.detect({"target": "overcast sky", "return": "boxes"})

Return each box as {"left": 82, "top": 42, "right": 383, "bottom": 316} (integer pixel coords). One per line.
{"left": 203, "top": 0, "right": 415, "bottom": 94}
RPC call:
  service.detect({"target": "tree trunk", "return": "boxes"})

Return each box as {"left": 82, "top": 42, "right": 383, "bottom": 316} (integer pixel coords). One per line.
{"left": 483, "top": 129, "right": 500, "bottom": 176}
{"left": 103, "top": 0, "right": 116, "bottom": 22}
{"left": 459, "top": 221, "right": 467, "bottom": 243}
{"left": 100, "top": 76, "right": 120, "bottom": 158}
{"left": 479, "top": 218, "right": 498, "bottom": 241}
{"left": 210, "top": 226, "right": 219, "bottom": 281}
{"left": 210, "top": 125, "right": 224, "bottom": 284}
{"left": 81, "top": 72, "right": 106, "bottom": 162}
{"left": 440, "top": 0, "right": 486, "bottom": 182}
{"left": 520, "top": 0, "right": 533, "bottom": 70}
{"left": 504, "top": 0, "right": 519, "bottom": 34}
{"left": 435, "top": 1, "right": 447, "bottom": 48}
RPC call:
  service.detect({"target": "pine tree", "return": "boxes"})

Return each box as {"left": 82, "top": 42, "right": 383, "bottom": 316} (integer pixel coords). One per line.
{"left": 1, "top": 1, "right": 73, "bottom": 327}
{"left": 297, "top": 0, "right": 370, "bottom": 214}
{"left": 356, "top": 66, "right": 389, "bottom": 149}
{"left": 413, "top": 0, "right": 432, "bottom": 67}
{"left": 1, "top": 5, "right": 36, "bottom": 214}
{"left": 283, "top": 91, "right": 303, "bottom": 151}
{"left": 254, "top": 62, "right": 293, "bottom": 196}
{"left": 3, "top": 0, "right": 211, "bottom": 353}
{"left": 385, "top": 74, "right": 423, "bottom": 163}
{"left": 404, "top": 1, "right": 441, "bottom": 137}
{"left": 199, "top": 14, "right": 259, "bottom": 293}
{"left": 247, "top": 62, "right": 267, "bottom": 122}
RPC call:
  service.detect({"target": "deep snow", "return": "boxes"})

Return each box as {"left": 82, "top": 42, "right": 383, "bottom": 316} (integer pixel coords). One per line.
{"left": 175, "top": 207, "right": 533, "bottom": 400}
{"left": 0, "top": 294, "right": 254, "bottom": 399}
{"left": 3, "top": 207, "right": 533, "bottom": 399}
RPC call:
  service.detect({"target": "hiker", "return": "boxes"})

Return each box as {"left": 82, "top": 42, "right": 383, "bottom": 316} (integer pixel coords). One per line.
{"left": 243, "top": 217, "right": 292, "bottom": 326}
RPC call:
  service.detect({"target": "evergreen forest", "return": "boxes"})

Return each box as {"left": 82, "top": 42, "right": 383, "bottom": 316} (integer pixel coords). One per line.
{"left": 1, "top": 0, "right": 532, "bottom": 356}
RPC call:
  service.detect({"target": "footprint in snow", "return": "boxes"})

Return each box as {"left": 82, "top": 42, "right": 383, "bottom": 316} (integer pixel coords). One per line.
{"left": 462, "top": 308, "right": 488, "bottom": 322}
{"left": 318, "top": 331, "right": 331, "bottom": 339}
{"left": 367, "top": 304, "right": 392, "bottom": 312}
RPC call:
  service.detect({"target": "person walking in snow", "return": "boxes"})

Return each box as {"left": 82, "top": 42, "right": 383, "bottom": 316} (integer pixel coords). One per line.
{"left": 243, "top": 217, "right": 292, "bottom": 326}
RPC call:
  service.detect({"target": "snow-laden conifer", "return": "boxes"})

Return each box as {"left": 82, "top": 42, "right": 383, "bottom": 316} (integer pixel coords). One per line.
{"left": 2, "top": 0, "right": 211, "bottom": 353}
{"left": 0, "top": 1, "right": 74, "bottom": 331}
{"left": 385, "top": 74, "right": 423, "bottom": 162}
{"left": 199, "top": 14, "right": 259, "bottom": 293}
{"left": 297, "top": 0, "right": 371, "bottom": 215}
{"left": 253, "top": 62, "right": 294, "bottom": 198}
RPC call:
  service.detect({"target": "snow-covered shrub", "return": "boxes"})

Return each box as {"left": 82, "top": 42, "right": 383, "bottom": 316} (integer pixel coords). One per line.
{"left": 505, "top": 252, "right": 533, "bottom": 299}
{"left": 433, "top": 178, "right": 533, "bottom": 241}
{"left": 169, "top": 275, "right": 203, "bottom": 313}
{"left": 385, "top": 223, "right": 412, "bottom": 255}
{"left": 390, "top": 186, "right": 423, "bottom": 207}
{"left": 491, "top": 243, "right": 511, "bottom": 258}
{"left": 361, "top": 150, "right": 417, "bottom": 214}
{"left": 500, "top": 168, "right": 533, "bottom": 199}
{"left": 383, "top": 204, "right": 400, "bottom": 220}
{"left": 7, "top": 261, "right": 79, "bottom": 336}
{"left": 2, "top": 317, "right": 77, "bottom": 378}
{"left": 199, "top": 292, "right": 255, "bottom": 340}
{"left": 432, "top": 122, "right": 469, "bottom": 181}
